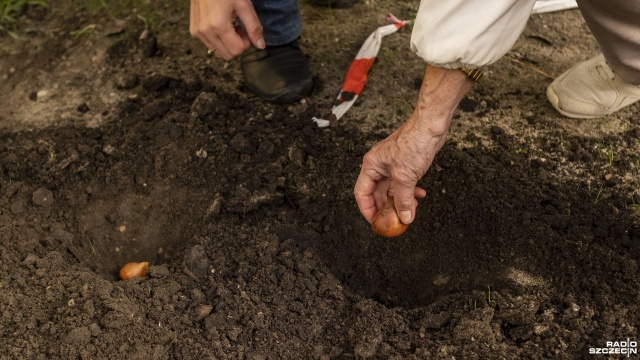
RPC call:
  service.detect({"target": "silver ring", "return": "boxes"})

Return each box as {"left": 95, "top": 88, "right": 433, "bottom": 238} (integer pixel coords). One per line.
{"left": 207, "top": 49, "right": 216, "bottom": 55}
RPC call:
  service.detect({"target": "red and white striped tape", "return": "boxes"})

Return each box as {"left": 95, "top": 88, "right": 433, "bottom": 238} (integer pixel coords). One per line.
{"left": 313, "top": 14, "right": 408, "bottom": 127}
{"left": 312, "top": 3, "right": 576, "bottom": 128}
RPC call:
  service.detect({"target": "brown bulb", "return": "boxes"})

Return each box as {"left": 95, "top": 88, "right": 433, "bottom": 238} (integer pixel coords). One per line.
{"left": 372, "top": 196, "right": 408, "bottom": 237}
{"left": 119, "top": 261, "right": 149, "bottom": 281}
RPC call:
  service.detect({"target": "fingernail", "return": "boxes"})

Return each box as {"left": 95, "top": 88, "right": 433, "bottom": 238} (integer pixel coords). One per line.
{"left": 399, "top": 210, "right": 412, "bottom": 224}
{"left": 256, "top": 38, "right": 266, "bottom": 49}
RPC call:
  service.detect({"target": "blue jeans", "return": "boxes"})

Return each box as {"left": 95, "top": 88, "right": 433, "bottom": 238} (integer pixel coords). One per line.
{"left": 252, "top": 0, "right": 301, "bottom": 46}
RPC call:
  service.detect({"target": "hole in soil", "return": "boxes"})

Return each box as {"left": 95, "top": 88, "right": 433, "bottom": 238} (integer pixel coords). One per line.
{"left": 311, "top": 145, "right": 631, "bottom": 309}
{"left": 73, "top": 184, "right": 197, "bottom": 280}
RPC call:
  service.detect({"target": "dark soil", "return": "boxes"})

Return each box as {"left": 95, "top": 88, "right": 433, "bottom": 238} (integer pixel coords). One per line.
{"left": 1, "top": 1, "right": 639, "bottom": 359}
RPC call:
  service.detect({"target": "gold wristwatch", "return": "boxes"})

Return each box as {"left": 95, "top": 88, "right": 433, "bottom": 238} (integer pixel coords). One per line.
{"left": 460, "top": 67, "right": 483, "bottom": 82}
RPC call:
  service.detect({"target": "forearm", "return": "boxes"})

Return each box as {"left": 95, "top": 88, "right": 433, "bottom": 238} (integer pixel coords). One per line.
{"left": 353, "top": 65, "right": 475, "bottom": 224}
{"left": 407, "top": 65, "right": 474, "bottom": 140}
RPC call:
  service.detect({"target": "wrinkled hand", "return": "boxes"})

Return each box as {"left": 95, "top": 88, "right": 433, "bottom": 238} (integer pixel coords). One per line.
{"left": 354, "top": 65, "right": 473, "bottom": 226}
{"left": 354, "top": 118, "right": 446, "bottom": 225}
{"left": 189, "top": 0, "right": 265, "bottom": 61}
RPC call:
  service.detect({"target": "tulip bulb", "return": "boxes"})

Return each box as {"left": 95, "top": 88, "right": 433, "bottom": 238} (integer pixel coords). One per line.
{"left": 119, "top": 261, "right": 149, "bottom": 281}
{"left": 372, "top": 196, "right": 408, "bottom": 237}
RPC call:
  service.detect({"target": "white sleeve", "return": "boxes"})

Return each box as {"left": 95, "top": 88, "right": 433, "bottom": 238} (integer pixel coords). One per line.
{"left": 410, "top": 0, "right": 538, "bottom": 69}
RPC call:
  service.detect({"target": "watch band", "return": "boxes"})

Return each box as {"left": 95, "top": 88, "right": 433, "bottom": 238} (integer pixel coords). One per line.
{"left": 460, "top": 67, "right": 483, "bottom": 82}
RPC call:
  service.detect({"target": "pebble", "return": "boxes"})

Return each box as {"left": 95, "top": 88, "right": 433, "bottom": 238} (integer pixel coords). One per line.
{"left": 195, "top": 304, "right": 213, "bottom": 321}
{"left": 102, "top": 145, "right": 115, "bottom": 155}
{"left": 196, "top": 148, "right": 208, "bottom": 159}
{"left": 36, "top": 90, "right": 51, "bottom": 101}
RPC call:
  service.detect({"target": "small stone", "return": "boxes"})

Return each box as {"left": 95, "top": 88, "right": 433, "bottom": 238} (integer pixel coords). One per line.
{"left": 205, "top": 194, "right": 222, "bottom": 217}
{"left": 103, "top": 144, "right": 115, "bottom": 155}
{"left": 195, "top": 304, "right": 213, "bottom": 321}
{"left": 196, "top": 147, "right": 208, "bottom": 159}
{"left": 36, "top": 89, "right": 51, "bottom": 101}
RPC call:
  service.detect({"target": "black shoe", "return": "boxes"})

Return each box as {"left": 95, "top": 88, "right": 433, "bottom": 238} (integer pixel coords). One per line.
{"left": 240, "top": 41, "right": 313, "bottom": 103}
{"left": 308, "top": 0, "right": 358, "bottom": 8}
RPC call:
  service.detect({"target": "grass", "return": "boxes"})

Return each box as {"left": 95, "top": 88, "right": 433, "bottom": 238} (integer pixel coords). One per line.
{"left": 470, "top": 286, "right": 497, "bottom": 311}
{"left": 88, "top": 239, "right": 96, "bottom": 255}
{"left": 593, "top": 183, "right": 604, "bottom": 204}
{"left": 70, "top": 23, "right": 96, "bottom": 38}
{"left": 0, "top": 0, "right": 47, "bottom": 38}
{"left": 505, "top": 55, "right": 555, "bottom": 80}
{"left": 630, "top": 192, "right": 640, "bottom": 213}
{"left": 486, "top": 285, "right": 497, "bottom": 307}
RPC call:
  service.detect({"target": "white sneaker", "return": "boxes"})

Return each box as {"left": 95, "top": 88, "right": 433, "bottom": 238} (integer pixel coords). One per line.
{"left": 547, "top": 54, "right": 640, "bottom": 119}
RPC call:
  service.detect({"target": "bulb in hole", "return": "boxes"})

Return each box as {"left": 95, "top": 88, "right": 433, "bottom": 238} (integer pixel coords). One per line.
{"left": 119, "top": 261, "right": 149, "bottom": 281}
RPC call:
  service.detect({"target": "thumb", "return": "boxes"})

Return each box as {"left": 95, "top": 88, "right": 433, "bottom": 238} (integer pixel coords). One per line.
{"left": 391, "top": 183, "right": 418, "bottom": 225}
{"left": 235, "top": 3, "right": 265, "bottom": 49}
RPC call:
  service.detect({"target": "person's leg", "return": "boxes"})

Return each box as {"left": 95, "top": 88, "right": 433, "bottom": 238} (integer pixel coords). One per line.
{"left": 242, "top": 0, "right": 358, "bottom": 103}
{"left": 241, "top": 0, "right": 311, "bottom": 103}
{"left": 577, "top": 0, "right": 640, "bottom": 84}
{"left": 252, "top": 0, "right": 301, "bottom": 46}
{"left": 546, "top": 0, "right": 640, "bottom": 118}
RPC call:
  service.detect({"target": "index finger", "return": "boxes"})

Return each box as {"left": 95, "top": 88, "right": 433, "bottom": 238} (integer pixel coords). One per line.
{"left": 354, "top": 168, "right": 385, "bottom": 223}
